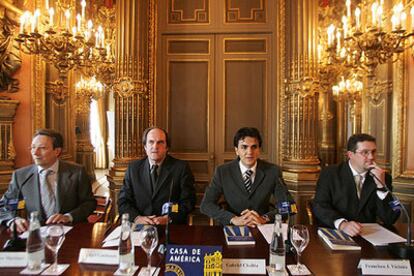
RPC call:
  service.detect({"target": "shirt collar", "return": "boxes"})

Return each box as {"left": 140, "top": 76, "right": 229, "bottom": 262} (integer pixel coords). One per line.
{"left": 148, "top": 158, "right": 164, "bottom": 169}
{"left": 348, "top": 161, "right": 367, "bottom": 177}
{"left": 37, "top": 159, "right": 59, "bottom": 174}
{"left": 239, "top": 161, "right": 257, "bottom": 175}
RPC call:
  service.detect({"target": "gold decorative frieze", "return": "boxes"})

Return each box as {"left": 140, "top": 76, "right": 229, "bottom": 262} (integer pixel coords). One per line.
{"left": 46, "top": 80, "right": 68, "bottom": 105}
{"left": 225, "top": 0, "right": 265, "bottom": 23}
{"left": 169, "top": 0, "right": 209, "bottom": 24}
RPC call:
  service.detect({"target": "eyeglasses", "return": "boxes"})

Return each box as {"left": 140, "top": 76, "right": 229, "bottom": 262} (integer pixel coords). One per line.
{"left": 354, "top": 149, "right": 376, "bottom": 157}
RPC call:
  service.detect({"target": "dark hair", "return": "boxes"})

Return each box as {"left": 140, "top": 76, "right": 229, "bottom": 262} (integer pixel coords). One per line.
{"left": 33, "top": 129, "right": 64, "bottom": 149}
{"left": 347, "top": 133, "right": 376, "bottom": 152}
{"left": 142, "top": 127, "right": 170, "bottom": 147}
{"left": 233, "top": 127, "right": 262, "bottom": 148}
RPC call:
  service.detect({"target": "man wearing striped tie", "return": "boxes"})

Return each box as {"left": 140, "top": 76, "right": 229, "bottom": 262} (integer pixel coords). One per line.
{"left": 201, "top": 127, "right": 293, "bottom": 227}
{"left": 313, "top": 133, "right": 400, "bottom": 236}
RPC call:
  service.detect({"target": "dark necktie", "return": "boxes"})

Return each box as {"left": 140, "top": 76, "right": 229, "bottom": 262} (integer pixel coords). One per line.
{"left": 150, "top": 164, "right": 159, "bottom": 192}
{"left": 243, "top": 169, "right": 253, "bottom": 193}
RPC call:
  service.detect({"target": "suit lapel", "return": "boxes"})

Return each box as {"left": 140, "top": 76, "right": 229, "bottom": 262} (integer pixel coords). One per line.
{"left": 56, "top": 161, "right": 73, "bottom": 212}
{"left": 250, "top": 160, "right": 264, "bottom": 196}
{"left": 152, "top": 156, "right": 172, "bottom": 199}
{"left": 141, "top": 160, "right": 153, "bottom": 197}
{"left": 358, "top": 174, "right": 376, "bottom": 212}
{"left": 26, "top": 166, "right": 42, "bottom": 214}
{"left": 343, "top": 163, "right": 360, "bottom": 203}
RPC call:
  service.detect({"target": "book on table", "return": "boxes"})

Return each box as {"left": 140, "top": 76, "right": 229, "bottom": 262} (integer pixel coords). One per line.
{"left": 223, "top": 225, "right": 255, "bottom": 245}
{"left": 318, "top": 227, "right": 361, "bottom": 250}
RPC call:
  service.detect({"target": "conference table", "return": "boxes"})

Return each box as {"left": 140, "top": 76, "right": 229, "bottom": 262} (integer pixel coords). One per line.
{"left": 0, "top": 223, "right": 412, "bottom": 275}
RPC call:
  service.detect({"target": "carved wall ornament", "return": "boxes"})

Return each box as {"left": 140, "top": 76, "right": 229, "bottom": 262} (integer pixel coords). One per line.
{"left": 0, "top": 13, "right": 21, "bottom": 95}
{"left": 366, "top": 80, "right": 392, "bottom": 107}
{"left": 285, "top": 77, "right": 320, "bottom": 98}
{"left": 113, "top": 76, "right": 149, "bottom": 98}
{"left": 46, "top": 79, "right": 69, "bottom": 105}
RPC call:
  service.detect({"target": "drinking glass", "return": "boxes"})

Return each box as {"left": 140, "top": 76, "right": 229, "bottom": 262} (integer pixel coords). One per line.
{"left": 140, "top": 225, "right": 158, "bottom": 276}
{"left": 290, "top": 224, "right": 309, "bottom": 273}
{"left": 44, "top": 224, "right": 65, "bottom": 272}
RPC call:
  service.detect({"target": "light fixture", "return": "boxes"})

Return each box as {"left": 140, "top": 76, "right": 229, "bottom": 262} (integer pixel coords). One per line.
{"left": 15, "top": 0, "right": 110, "bottom": 82}
{"left": 321, "top": 0, "right": 414, "bottom": 77}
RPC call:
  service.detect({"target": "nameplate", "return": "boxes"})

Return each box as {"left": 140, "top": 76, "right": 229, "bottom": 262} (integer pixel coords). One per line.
{"left": 222, "top": 258, "right": 266, "bottom": 275}
{"left": 0, "top": 252, "right": 26, "bottom": 267}
{"left": 358, "top": 259, "right": 412, "bottom": 275}
{"left": 78, "top": 248, "right": 118, "bottom": 265}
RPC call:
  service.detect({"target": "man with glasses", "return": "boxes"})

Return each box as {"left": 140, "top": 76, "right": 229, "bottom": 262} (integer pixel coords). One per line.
{"left": 0, "top": 129, "right": 96, "bottom": 233}
{"left": 313, "top": 133, "right": 400, "bottom": 236}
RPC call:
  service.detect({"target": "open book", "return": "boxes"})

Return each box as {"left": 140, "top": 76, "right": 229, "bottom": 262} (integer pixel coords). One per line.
{"left": 223, "top": 226, "right": 255, "bottom": 245}
{"left": 318, "top": 227, "right": 361, "bottom": 250}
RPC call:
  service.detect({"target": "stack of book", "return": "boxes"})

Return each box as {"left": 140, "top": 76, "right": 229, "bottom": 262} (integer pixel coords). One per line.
{"left": 318, "top": 227, "right": 361, "bottom": 250}
{"left": 223, "top": 226, "right": 255, "bottom": 245}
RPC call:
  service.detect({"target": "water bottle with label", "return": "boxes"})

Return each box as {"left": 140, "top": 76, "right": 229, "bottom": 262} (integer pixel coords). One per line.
{"left": 269, "top": 214, "right": 285, "bottom": 272}
{"left": 118, "top": 213, "right": 135, "bottom": 273}
{"left": 26, "top": 211, "right": 45, "bottom": 271}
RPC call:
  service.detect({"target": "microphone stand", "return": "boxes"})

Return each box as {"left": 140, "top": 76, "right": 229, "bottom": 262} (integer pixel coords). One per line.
{"left": 370, "top": 172, "right": 414, "bottom": 259}
{"left": 278, "top": 177, "right": 295, "bottom": 254}
{"left": 158, "top": 179, "right": 174, "bottom": 255}
{"left": 3, "top": 173, "right": 34, "bottom": 251}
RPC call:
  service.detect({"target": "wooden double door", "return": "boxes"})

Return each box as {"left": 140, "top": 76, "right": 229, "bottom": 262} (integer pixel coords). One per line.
{"left": 156, "top": 1, "right": 279, "bottom": 210}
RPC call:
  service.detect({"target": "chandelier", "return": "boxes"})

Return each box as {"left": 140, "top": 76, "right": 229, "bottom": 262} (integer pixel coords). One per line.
{"left": 75, "top": 76, "right": 104, "bottom": 100}
{"left": 15, "top": 0, "right": 110, "bottom": 80}
{"left": 332, "top": 73, "right": 363, "bottom": 101}
{"left": 321, "top": 0, "right": 414, "bottom": 77}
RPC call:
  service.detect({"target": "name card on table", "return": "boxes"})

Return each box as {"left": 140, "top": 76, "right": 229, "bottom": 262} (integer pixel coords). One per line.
{"left": 358, "top": 259, "right": 412, "bottom": 275}
{"left": 222, "top": 258, "right": 266, "bottom": 275}
{"left": 0, "top": 252, "right": 26, "bottom": 267}
{"left": 78, "top": 248, "right": 118, "bottom": 265}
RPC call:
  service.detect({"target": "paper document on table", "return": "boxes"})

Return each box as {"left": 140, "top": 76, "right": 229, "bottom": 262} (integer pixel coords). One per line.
{"left": 102, "top": 226, "right": 142, "bottom": 247}
{"left": 258, "top": 223, "right": 288, "bottom": 244}
{"left": 360, "top": 223, "right": 405, "bottom": 246}
{"left": 19, "top": 225, "right": 73, "bottom": 239}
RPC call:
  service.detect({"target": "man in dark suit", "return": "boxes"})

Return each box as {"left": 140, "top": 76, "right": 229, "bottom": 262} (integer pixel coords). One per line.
{"left": 118, "top": 127, "right": 196, "bottom": 225}
{"left": 1, "top": 129, "right": 96, "bottom": 233}
{"left": 200, "top": 127, "right": 292, "bottom": 226}
{"left": 313, "top": 133, "right": 400, "bottom": 236}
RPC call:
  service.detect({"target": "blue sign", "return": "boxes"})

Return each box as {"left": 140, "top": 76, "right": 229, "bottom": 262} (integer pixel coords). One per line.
{"left": 165, "top": 245, "right": 222, "bottom": 275}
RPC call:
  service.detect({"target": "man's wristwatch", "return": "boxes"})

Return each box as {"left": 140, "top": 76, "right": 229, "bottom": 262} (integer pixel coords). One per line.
{"left": 262, "top": 215, "right": 270, "bottom": 223}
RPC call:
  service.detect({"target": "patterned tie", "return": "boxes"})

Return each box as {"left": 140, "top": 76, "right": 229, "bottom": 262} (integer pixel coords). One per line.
{"left": 40, "top": 169, "right": 56, "bottom": 218}
{"left": 150, "top": 164, "right": 159, "bottom": 192}
{"left": 354, "top": 174, "right": 362, "bottom": 198}
{"left": 243, "top": 170, "right": 253, "bottom": 193}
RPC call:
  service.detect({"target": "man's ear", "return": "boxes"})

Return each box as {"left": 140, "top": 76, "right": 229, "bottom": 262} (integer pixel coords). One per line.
{"left": 55, "top": 147, "right": 63, "bottom": 157}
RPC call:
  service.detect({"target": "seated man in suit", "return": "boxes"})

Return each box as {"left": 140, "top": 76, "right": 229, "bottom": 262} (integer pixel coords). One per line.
{"left": 200, "top": 127, "right": 292, "bottom": 226}
{"left": 118, "top": 127, "right": 196, "bottom": 225}
{"left": 313, "top": 133, "right": 400, "bottom": 236}
{"left": 1, "top": 129, "right": 96, "bottom": 233}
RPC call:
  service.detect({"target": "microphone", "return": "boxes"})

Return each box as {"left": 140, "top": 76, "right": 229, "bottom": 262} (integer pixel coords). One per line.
{"left": 368, "top": 170, "right": 413, "bottom": 259}
{"left": 160, "top": 179, "right": 176, "bottom": 253}
{"left": 277, "top": 177, "right": 296, "bottom": 254}
{"left": 3, "top": 172, "right": 34, "bottom": 251}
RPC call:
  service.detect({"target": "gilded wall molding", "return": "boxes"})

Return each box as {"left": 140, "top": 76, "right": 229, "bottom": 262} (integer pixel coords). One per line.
{"left": 169, "top": 0, "right": 209, "bottom": 24}
{"left": 392, "top": 53, "right": 412, "bottom": 179}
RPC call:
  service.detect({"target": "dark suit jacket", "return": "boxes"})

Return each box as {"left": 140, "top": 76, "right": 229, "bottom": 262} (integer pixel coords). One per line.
{"left": 1, "top": 160, "right": 96, "bottom": 225}
{"left": 118, "top": 155, "right": 196, "bottom": 224}
{"left": 313, "top": 161, "right": 400, "bottom": 228}
{"left": 200, "top": 159, "right": 291, "bottom": 225}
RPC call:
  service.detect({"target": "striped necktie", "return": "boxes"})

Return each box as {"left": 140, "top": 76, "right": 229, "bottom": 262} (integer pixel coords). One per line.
{"left": 243, "top": 170, "right": 253, "bottom": 193}
{"left": 40, "top": 169, "right": 56, "bottom": 218}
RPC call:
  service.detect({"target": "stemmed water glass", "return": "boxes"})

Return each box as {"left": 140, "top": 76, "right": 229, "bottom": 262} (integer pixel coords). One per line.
{"left": 290, "top": 224, "right": 310, "bottom": 274}
{"left": 140, "top": 225, "right": 159, "bottom": 276}
{"left": 44, "top": 224, "right": 65, "bottom": 273}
